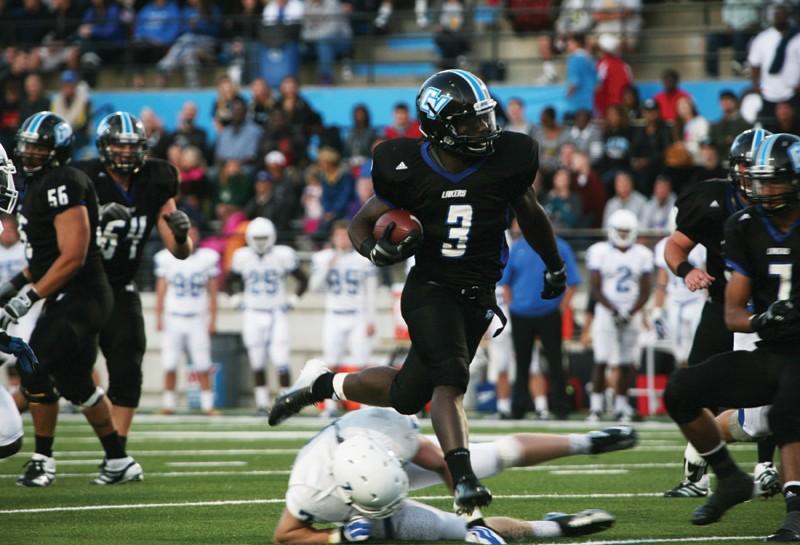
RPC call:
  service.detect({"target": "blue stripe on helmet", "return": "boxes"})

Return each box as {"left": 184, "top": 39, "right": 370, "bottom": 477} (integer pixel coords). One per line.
{"left": 25, "top": 112, "right": 47, "bottom": 135}
{"left": 451, "top": 69, "right": 487, "bottom": 102}
{"left": 750, "top": 128, "right": 765, "bottom": 159}
{"left": 757, "top": 133, "right": 779, "bottom": 166}
{"left": 121, "top": 112, "right": 132, "bottom": 135}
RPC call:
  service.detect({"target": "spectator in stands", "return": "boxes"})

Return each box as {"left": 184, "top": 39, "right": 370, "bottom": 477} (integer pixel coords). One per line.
{"left": 10, "top": 0, "right": 54, "bottom": 60}
{"left": 306, "top": 112, "right": 344, "bottom": 160}
{"left": 19, "top": 73, "right": 51, "bottom": 122}
{"left": 602, "top": 170, "right": 646, "bottom": 226}
{"left": 249, "top": 78, "right": 276, "bottom": 127}
{"left": 631, "top": 98, "right": 672, "bottom": 194}
{"left": 0, "top": 79, "right": 22, "bottom": 152}
{"left": 247, "top": 150, "right": 301, "bottom": 236}
{"left": 641, "top": 174, "right": 676, "bottom": 230}
{"left": 564, "top": 33, "right": 596, "bottom": 120}
{"left": 216, "top": 159, "right": 255, "bottom": 211}
{"left": 165, "top": 101, "right": 209, "bottom": 159}
{"left": 141, "top": 107, "right": 169, "bottom": 158}
{"left": 433, "top": 0, "right": 470, "bottom": 69}
{"left": 157, "top": 0, "right": 222, "bottom": 88}
{"left": 349, "top": 173, "right": 374, "bottom": 218}
{"left": 212, "top": 75, "right": 244, "bottom": 131}
{"left": 316, "top": 146, "right": 355, "bottom": 239}
{"left": 262, "top": 108, "right": 307, "bottom": 166}
{"left": 215, "top": 97, "right": 264, "bottom": 166}
{"left": 591, "top": 0, "right": 642, "bottom": 53}
{"left": 709, "top": 90, "right": 750, "bottom": 160}
{"left": 222, "top": 0, "right": 264, "bottom": 84}
{"left": 37, "top": 0, "right": 83, "bottom": 74}
{"left": 749, "top": 3, "right": 797, "bottom": 126}
{"left": 544, "top": 168, "right": 583, "bottom": 229}
{"left": 533, "top": 106, "right": 567, "bottom": 186}
{"left": 504, "top": 98, "right": 534, "bottom": 136}
{"left": 50, "top": 70, "right": 92, "bottom": 149}
{"left": 302, "top": 164, "right": 323, "bottom": 234}
{"left": 277, "top": 76, "right": 317, "bottom": 136}
{"left": 565, "top": 108, "right": 603, "bottom": 163}
{"left": 705, "top": 0, "right": 762, "bottom": 77}
{"left": 177, "top": 145, "right": 211, "bottom": 214}
{"left": 261, "top": 0, "right": 303, "bottom": 83}
{"left": 302, "top": 0, "right": 353, "bottom": 84}
{"left": 594, "top": 33, "right": 632, "bottom": 118}
{"left": 534, "top": 0, "right": 594, "bottom": 84}
{"left": 345, "top": 104, "right": 377, "bottom": 163}
{"left": 653, "top": 68, "right": 690, "bottom": 123}
{"left": 597, "top": 104, "right": 633, "bottom": 187}
{"left": 384, "top": 102, "right": 422, "bottom": 139}
{"left": 689, "top": 140, "right": 727, "bottom": 187}
{"left": 621, "top": 85, "right": 642, "bottom": 125}
{"left": 570, "top": 150, "right": 607, "bottom": 228}
{"left": 78, "top": 0, "right": 127, "bottom": 73}
{"left": 131, "top": 0, "right": 182, "bottom": 88}
{"left": 675, "top": 95, "right": 709, "bottom": 166}
{"left": 766, "top": 100, "right": 800, "bottom": 134}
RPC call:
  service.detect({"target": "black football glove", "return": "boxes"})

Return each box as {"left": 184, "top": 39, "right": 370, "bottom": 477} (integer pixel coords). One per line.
{"left": 751, "top": 300, "right": 800, "bottom": 333}
{"left": 99, "top": 202, "right": 132, "bottom": 224}
{"left": 541, "top": 265, "right": 567, "bottom": 299}
{"left": 367, "top": 222, "right": 422, "bottom": 267}
{"left": 0, "top": 333, "right": 38, "bottom": 377}
{"left": 163, "top": 210, "right": 191, "bottom": 244}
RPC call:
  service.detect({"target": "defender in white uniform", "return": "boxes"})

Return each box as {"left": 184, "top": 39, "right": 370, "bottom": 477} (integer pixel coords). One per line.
{"left": 274, "top": 403, "right": 635, "bottom": 544}
{"left": 155, "top": 225, "right": 219, "bottom": 414}
{"left": 586, "top": 210, "right": 653, "bottom": 422}
{"left": 230, "top": 218, "right": 308, "bottom": 413}
{"left": 310, "top": 221, "right": 377, "bottom": 367}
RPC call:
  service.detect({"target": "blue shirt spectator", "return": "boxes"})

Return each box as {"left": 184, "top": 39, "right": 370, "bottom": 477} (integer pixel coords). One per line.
{"left": 134, "top": 0, "right": 182, "bottom": 45}
{"left": 564, "top": 35, "right": 597, "bottom": 117}
{"left": 500, "top": 236, "right": 581, "bottom": 318}
{"left": 180, "top": 2, "right": 221, "bottom": 37}
{"left": 81, "top": 0, "right": 126, "bottom": 43}
{"left": 215, "top": 98, "right": 264, "bottom": 164}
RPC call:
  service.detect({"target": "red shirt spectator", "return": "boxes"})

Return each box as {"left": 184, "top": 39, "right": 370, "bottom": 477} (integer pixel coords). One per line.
{"left": 383, "top": 102, "right": 422, "bottom": 139}
{"left": 653, "top": 68, "right": 690, "bottom": 122}
{"left": 594, "top": 34, "right": 632, "bottom": 117}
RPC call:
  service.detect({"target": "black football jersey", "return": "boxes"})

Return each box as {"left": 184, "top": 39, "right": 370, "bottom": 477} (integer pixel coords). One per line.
{"left": 675, "top": 178, "right": 747, "bottom": 301}
{"left": 19, "top": 165, "right": 106, "bottom": 288}
{"left": 724, "top": 207, "right": 800, "bottom": 348}
{"left": 372, "top": 132, "right": 536, "bottom": 287}
{"left": 74, "top": 158, "right": 178, "bottom": 289}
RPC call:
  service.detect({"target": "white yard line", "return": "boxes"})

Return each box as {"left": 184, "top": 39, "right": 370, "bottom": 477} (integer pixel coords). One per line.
{"left": 548, "top": 469, "right": 629, "bottom": 475}
{"left": 0, "top": 469, "right": 290, "bottom": 479}
{"left": 537, "top": 537, "right": 764, "bottom": 545}
{"left": 165, "top": 461, "right": 248, "bottom": 467}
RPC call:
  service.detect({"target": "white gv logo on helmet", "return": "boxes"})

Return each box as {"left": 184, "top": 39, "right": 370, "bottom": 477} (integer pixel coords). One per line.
{"left": 789, "top": 141, "right": 800, "bottom": 173}
{"left": 419, "top": 87, "right": 452, "bottom": 120}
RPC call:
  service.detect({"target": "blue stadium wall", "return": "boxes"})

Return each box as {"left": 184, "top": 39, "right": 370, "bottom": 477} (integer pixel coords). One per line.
{"left": 91, "top": 80, "right": 750, "bottom": 137}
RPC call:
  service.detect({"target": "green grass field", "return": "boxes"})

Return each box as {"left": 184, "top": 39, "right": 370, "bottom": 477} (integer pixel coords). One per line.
{"left": 0, "top": 413, "right": 784, "bottom": 545}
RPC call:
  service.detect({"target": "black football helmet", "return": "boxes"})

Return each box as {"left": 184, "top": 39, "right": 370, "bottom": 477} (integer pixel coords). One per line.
{"left": 96, "top": 111, "right": 147, "bottom": 174}
{"left": 15, "top": 111, "right": 74, "bottom": 174}
{"left": 747, "top": 133, "right": 800, "bottom": 216}
{"left": 416, "top": 69, "right": 500, "bottom": 157}
{"left": 729, "top": 128, "right": 771, "bottom": 195}
{"left": 0, "top": 144, "right": 19, "bottom": 214}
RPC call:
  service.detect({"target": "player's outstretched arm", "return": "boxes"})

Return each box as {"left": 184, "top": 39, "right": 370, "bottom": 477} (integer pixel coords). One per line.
{"left": 158, "top": 198, "right": 192, "bottom": 259}
{"left": 291, "top": 267, "right": 310, "bottom": 298}
{"left": 510, "top": 188, "right": 562, "bottom": 272}
{"left": 348, "top": 195, "right": 393, "bottom": 259}
{"left": 273, "top": 508, "right": 337, "bottom": 544}
{"left": 665, "top": 231, "right": 713, "bottom": 291}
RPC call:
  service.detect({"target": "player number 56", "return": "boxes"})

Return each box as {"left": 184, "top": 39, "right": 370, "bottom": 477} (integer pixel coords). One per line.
{"left": 47, "top": 185, "right": 69, "bottom": 208}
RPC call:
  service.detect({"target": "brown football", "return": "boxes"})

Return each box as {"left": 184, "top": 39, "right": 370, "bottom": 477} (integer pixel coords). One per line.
{"left": 373, "top": 209, "right": 423, "bottom": 244}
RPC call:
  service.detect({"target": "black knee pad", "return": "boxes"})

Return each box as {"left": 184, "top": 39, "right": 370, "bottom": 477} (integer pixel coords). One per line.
{"left": 106, "top": 361, "right": 143, "bottom": 408}
{"left": 767, "top": 404, "right": 800, "bottom": 446}
{"left": 429, "top": 357, "right": 470, "bottom": 392}
{"left": 663, "top": 369, "right": 701, "bottom": 425}
{"left": 390, "top": 390, "right": 428, "bottom": 415}
{"left": 0, "top": 437, "right": 22, "bottom": 459}
{"left": 21, "top": 371, "right": 60, "bottom": 404}
{"left": 60, "top": 383, "right": 103, "bottom": 408}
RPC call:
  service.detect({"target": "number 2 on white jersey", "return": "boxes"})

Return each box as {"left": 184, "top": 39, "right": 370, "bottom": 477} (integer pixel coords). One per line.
{"left": 442, "top": 204, "right": 472, "bottom": 258}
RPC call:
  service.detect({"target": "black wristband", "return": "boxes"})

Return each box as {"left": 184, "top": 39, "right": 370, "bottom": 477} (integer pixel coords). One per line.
{"left": 10, "top": 272, "right": 27, "bottom": 291}
{"left": 359, "top": 238, "right": 376, "bottom": 258}
{"left": 24, "top": 288, "right": 41, "bottom": 304}
{"left": 676, "top": 261, "right": 694, "bottom": 278}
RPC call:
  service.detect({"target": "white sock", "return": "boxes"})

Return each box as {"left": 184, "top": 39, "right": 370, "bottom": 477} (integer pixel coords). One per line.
{"left": 534, "top": 395, "right": 549, "bottom": 413}
{"left": 568, "top": 433, "right": 592, "bottom": 454}
{"left": 105, "top": 456, "right": 133, "bottom": 469}
{"left": 163, "top": 391, "right": 176, "bottom": 410}
{"left": 495, "top": 436, "right": 523, "bottom": 468}
{"left": 528, "top": 520, "right": 561, "bottom": 538}
{"left": 497, "top": 398, "right": 511, "bottom": 415}
{"left": 200, "top": 390, "right": 214, "bottom": 412}
{"left": 255, "top": 386, "right": 269, "bottom": 409}
{"left": 332, "top": 373, "right": 349, "bottom": 401}
{"left": 614, "top": 395, "right": 632, "bottom": 416}
{"left": 590, "top": 392, "right": 604, "bottom": 413}
{"left": 684, "top": 442, "right": 705, "bottom": 466}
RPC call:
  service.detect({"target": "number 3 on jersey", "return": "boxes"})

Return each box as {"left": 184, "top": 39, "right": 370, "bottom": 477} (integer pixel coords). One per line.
{"left": 442, "top": 204, "right": 472, "bottom": 258}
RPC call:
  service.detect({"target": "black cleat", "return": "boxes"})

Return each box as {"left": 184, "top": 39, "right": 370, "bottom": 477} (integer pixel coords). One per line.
{"left": 453, "top": 475, "right": 492, "bottom": 515}
{"left": 268, "top": 387, "right": 317, "bottom": 426}
{"left": 545, "top": 509, "right": 615, "bottom": 537}
{"left": 767, "top": 512, "right": 800, "bottom": 541}
{"left": 664, "top": 479, "right": 709, "bottom": 498}
{"left": 691, "top": 470, "right": 753, "bottom": 525}
{"left": 588, "top": 426, "right": 638, "bottom": 454}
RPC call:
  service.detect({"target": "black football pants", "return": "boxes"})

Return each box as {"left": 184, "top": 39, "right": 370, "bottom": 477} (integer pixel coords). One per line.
{"left": 687, "top": 299, "right": 733, "bottom": 366}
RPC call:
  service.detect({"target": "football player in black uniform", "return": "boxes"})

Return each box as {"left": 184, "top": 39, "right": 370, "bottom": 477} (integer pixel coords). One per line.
{"left": 269, "top": 69, "right": 569, "bottom": 513}
{"left": 662, "top": 128, "right": 775, "bottom": 497}
{"left": 3, "top": 112, "right": 142, "bottom": 486}
{"left": 664, "top": 133, "right": 800, "bottom": 540}
{"left": 74, "top": 112, "right": 191, "bottom": 453}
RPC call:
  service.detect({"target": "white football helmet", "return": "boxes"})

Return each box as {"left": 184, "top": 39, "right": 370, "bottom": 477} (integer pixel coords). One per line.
{"left": 607, "top": 209, "right": 638, "bottom": 249}
{"left": 332, "top": 436, "right": 409, "bottom": 519}
{"left": 0, "top": 144, "right": 19, "bottom": 214}
{"left": 246, "top": 217, "right": 276, "bottom": 254}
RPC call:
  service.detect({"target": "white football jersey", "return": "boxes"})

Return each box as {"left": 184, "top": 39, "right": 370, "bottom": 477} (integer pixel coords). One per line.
{"left": 0, "top": 241, "right": 26, "bottom": 284}
{"left": 586, "top": 241, "right": 654, "bottom": 312}
{"left": 654, "top": 237, "right": 707, "bottom": 304}
{"left": 231, "top": 246, "right": 298, "bottom": 311}
{"left": 155, "top": 248, "right": 219, "bottom": 315}
{"left": 310, "top": 249, "right": 377, "bottom": 314}
{"left": 285, "top": 408, "right": 420, "bottom": 524}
